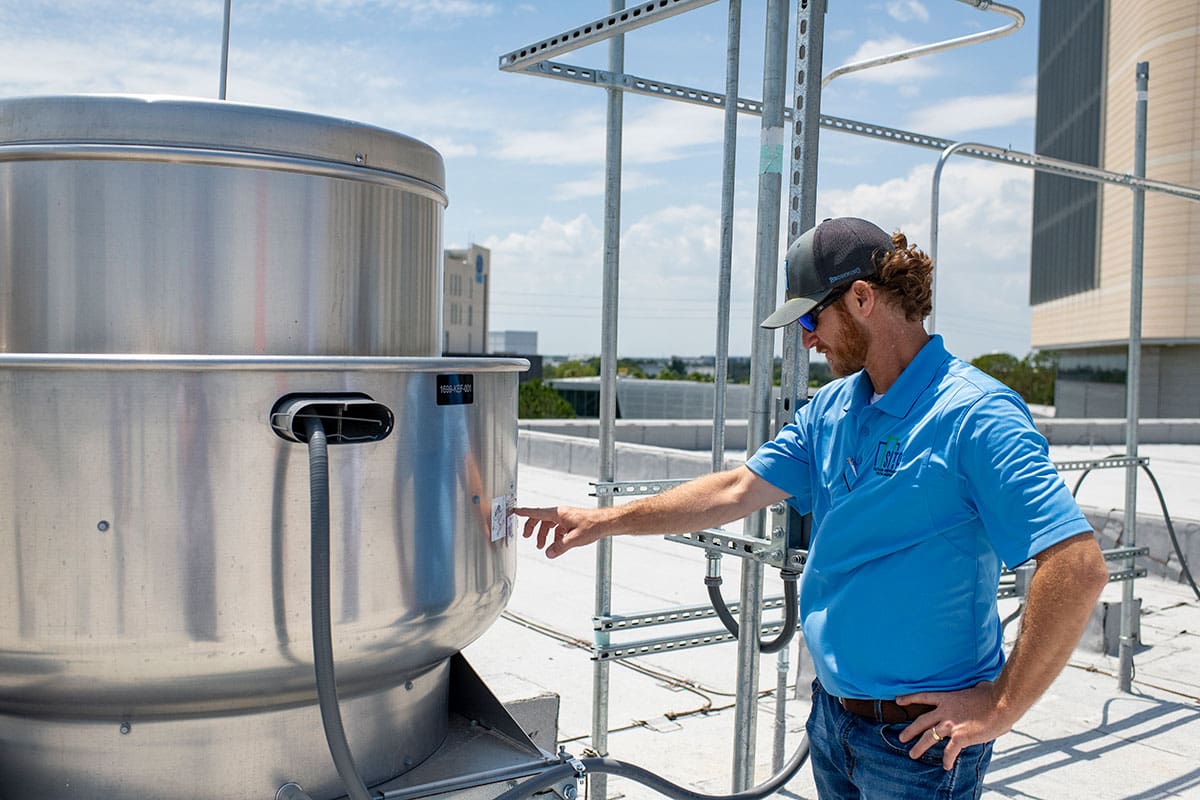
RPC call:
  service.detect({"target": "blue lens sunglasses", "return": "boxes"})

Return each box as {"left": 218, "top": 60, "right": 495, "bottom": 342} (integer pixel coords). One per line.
{"left": 798, "top": 285, "right": 852, "bottom": 332}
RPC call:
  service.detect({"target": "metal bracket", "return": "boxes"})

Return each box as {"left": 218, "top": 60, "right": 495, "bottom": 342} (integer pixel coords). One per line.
{"left": 1054, "top": 457, "right": 1150, "bottom": 472}
{"left": 595, "top": 595, "right": 792, "bottom": 632}
{"left": 594, "top": 623, "right": 785, "bottom": 662}
{"left": 591, "top": 478, "right": 690, "bottom": 497}
{"left": 498, "top": 0, "right": 720, "bottom": 72}
{"left": 1102, "top": 546, "right": 1149, "bottom": 561}
{"left": 665, "top": 529, "right": 807, "bottom": 570}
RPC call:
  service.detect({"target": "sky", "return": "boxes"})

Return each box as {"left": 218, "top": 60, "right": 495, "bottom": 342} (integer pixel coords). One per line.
{"left": 0, "top": 0, "right": 1042, "bottom": 361}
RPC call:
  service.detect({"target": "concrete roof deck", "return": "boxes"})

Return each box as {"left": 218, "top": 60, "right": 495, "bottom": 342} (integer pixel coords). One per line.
{"left": 466, "top": 461, "right": 1200, "bottom": 800}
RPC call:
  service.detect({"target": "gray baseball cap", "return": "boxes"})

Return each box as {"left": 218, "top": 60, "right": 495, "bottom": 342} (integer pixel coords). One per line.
{"left": 760, "top": 217, "right": 895, "bottom": 329}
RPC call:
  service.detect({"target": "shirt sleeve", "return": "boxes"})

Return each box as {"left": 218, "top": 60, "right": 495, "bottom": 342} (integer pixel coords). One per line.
{"left": 955, "top": 392, "right": 1093, "bottom": 568}
{"left": 745, "top": 414, "right": 815, "bottom": 514}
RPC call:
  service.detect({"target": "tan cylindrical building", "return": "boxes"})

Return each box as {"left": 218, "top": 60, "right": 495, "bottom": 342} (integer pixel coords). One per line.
{"left": 1031, "top": 0, "right": 1200, "bottom": 417}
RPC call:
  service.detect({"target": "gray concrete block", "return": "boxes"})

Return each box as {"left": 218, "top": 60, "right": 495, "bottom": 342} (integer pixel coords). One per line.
{"left": 1084, "top": 595, "right": 1141, "bottom": 656}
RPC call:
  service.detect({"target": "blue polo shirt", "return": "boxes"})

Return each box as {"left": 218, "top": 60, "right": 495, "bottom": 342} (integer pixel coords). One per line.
{"left": 746, "top": 335, "right": 1092, "bottom": 700}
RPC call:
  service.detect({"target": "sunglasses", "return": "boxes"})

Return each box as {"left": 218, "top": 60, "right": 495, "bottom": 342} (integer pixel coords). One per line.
{"left": 798, "top": 286, "right": 851, "bottom": 332}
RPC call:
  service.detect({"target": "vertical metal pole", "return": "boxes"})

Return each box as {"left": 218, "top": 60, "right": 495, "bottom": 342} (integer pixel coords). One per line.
{"left": 928, "top": 141, "right": 972, "bottom": 334}
{"left": 773, "top": 0, "right": 826, "bottom": 770}
{"left": 712, "top": 1, "right": 742, "bottom": 474}
{"left": 733, "top": 0, "right": 789, "bottom": 789}
{"left": 1119, "top": 61, "right": 1148, "bottom": 694}
{"left": 772, "top": 643, "right": 790, "bottom": 771}
{"left": 219, "top": 0, "right": 232, "bottom": 100}
{"left": 591, "top": 5, "right": 625, "bottom": 798}
{"left": 779, "top": 0, "right": 825, "bottom": 425}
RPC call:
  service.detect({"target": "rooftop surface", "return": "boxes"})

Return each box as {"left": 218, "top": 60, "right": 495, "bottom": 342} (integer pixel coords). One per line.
{"left": 466, "top": 455, "right": 1200, "bottom": 800}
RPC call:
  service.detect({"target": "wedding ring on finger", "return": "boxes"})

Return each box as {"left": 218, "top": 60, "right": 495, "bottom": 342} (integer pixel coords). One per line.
{"left": 929, "top": 727, "right": 944, "bottom": 743}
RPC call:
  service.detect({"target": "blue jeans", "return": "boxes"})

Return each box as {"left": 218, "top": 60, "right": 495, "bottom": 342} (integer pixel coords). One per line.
{"left": 806, "top": 680, "right": 994, "bottom": 799}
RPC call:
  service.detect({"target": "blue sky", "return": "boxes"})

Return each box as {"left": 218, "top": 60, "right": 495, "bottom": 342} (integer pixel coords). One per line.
{"left": 0, "top": 1, "right": 1041, "bottom": 360}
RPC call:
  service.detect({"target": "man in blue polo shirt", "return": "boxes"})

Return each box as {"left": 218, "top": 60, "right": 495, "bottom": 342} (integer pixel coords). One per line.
{"left": 516, "top": 217, "right": 1108, "bottom": 799}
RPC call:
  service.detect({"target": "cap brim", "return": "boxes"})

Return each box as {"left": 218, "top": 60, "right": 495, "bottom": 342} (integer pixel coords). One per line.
{"left": 760, "top": 296, "right": 818, "bottom": 329}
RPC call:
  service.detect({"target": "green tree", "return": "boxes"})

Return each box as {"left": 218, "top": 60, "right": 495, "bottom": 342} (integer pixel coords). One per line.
{"left": 970, "top": 351, "right": 1057, "bottom": 405}
{"left": 546, "top": 359, "right": 598, "bottom": 379}
{"left": 518, "top": 379, "right": 577, "bottom": 419}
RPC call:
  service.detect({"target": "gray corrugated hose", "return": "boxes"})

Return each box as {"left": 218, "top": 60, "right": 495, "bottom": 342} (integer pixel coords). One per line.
{"left": 306, "top": 416, "right": 376, "bottom": 800}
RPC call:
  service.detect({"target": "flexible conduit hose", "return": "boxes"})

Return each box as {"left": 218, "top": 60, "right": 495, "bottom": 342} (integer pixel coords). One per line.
{"left": 1071, "top": 453, "right": 1200, "bottom": 601}
{"left": 492, "top": 739, "right": 809, "bottom": 800}
{"left": 306, "top": 417, "right": 376, "bottom": 800}
{"left": 705, "top": 570, "right": 800, "bottom": 654}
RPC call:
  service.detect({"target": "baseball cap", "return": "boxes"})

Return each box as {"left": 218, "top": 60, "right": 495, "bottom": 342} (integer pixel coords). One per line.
{"left": 760, "top": 217, "right": 895, "bottom": 329}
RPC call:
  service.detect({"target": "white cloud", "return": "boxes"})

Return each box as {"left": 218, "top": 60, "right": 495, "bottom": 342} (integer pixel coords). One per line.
{"left": 885, "top": 0, "right": 929, "bottom": 23}
{"left": 484, "top": 204, "right": 770, "bottom": 356}
{"left": 252, "top": 0, "right": 497, "bottom": 26}
{"left": 905, "top": 90, "right": 1036, "bottom": 137}
{"left": 494, "top": 103, "right": 723, "bottom": 167}
{"left": 819, "top": 160, "right": 1034, "bottom": 358}
{"left": 552, "top": 169, "right": 664, "bottom": 200}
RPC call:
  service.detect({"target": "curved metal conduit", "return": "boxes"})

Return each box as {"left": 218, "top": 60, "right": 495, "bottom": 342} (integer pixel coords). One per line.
{"left": 928, "top": 140, "right": 1200, "bottom": 334}
{"left": 821, "top": 0, "right": 1024, "bottom": 89}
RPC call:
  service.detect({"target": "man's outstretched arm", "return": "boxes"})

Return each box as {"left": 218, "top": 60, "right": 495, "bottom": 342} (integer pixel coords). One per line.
{"left": 514, "top": 465, "right": 788, "bottom": 559}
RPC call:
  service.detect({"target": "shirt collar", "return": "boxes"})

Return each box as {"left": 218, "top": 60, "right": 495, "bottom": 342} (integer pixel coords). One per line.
{"left": 843, "top": 334, "right": 950, "bottom": 418}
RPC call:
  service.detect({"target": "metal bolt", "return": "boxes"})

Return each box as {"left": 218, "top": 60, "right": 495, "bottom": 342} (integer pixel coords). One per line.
{"left": 404, "top": 680, "right": 414, "bottom": 691}
{"left": 403, "top": 757, "right": 414, "bottom": 768}
{"left": 119, "top": 722, "right": 131, "bottom": 735}
{"left": 354, "top": 152, "right": 366, "bottom": 164}
{"left": 97, "top": 520, "right": 110, "bottom": 532}
{"left": 769, "top": 502, "right": 786, "bottom": 515}
{"left": 561, "top": 783, "right": 578, "bottom": 800}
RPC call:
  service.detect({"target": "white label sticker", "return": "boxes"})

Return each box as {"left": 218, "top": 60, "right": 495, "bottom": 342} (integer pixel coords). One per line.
{"left": 490, "top": 496, "right": 507, "bottom": 542}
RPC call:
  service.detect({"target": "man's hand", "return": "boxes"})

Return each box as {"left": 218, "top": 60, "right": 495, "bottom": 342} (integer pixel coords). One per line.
{"left": 896, "top": 681, "right": 1015, "bottom": 770}
{"left": 514, "top": 506, "right": 607, "bottom": 558}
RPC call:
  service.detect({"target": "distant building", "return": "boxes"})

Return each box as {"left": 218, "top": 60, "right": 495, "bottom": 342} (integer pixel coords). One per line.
{"left": 489, "top": 330, "right": 538, "bottom": 355}
{"left": 1031, "top": 0, "right": 1200, "bottom": 417}
{"left": 443, "top": 244, "right": 489, "bottom": 355}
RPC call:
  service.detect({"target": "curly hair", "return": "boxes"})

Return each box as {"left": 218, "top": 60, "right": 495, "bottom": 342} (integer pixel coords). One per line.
{"left": 872, "top": 231, "right": 933, "bottom": 321}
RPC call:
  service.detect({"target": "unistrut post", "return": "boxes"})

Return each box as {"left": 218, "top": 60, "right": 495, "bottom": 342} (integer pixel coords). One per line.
{"left": 733, "top": 0, "right": 789, "bottom": 789}
{"left": 1119, "top": 61, "right": 1149, "bottom": 693}
{"left": 591, "top": 4, "right": 626, "bottom": 797}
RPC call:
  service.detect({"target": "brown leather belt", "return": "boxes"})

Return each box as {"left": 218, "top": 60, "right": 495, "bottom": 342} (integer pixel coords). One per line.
{"left": 838, "top": 697, "right": 935, "bottom": 724}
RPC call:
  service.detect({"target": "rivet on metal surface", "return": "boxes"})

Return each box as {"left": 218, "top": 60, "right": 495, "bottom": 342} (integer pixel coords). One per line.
{"left": 354, "top": 152, "right": 366, "bottom": 164}
{"left": 97, "top": 520, "right": 110, "bottom": 532}
{"left": 119, "top": 722, "right": 131, "bottom": 735}
{"left": 404, "top": 680, "right": 414, "bottom": 690}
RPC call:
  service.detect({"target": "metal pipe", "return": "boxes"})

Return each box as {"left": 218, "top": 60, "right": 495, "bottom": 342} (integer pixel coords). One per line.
{"left": 928, "top": 136, "right": 1200, "bottom": 333}
{"left": 821, "top": 1, "right": 1023, "bottom": 88}
{"left": 219, "top": 0, "right": 232, "bottom": 99}
{"left": 928, "top": 141, "right": 974, "bottom": 333}
{"left": 1119, "top": 61, "right": 1149, "bottom": 693}
{"left": 704, "top": 0, "right": 743, "bottom": 694}
{"left": 734, "top": 0, "right": 789, "bottom": 788}
{"left": 771, "top": 642, "right": 790, "bottom": 772}
{"left": 591, "top": 6, "right": 626, "bottom": 797}
{"left": 712, "top": 0, "right": 742, "bottom": 475}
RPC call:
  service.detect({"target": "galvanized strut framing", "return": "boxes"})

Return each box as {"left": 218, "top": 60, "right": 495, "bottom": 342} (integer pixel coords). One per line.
{"left": 500, "top": 0, "right": 1194, "bottom": 787}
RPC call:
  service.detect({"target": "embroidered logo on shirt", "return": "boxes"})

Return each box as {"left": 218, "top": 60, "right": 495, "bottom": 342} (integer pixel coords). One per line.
{"left": 873, "top": 436, "right": 903, "bottom": 477}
